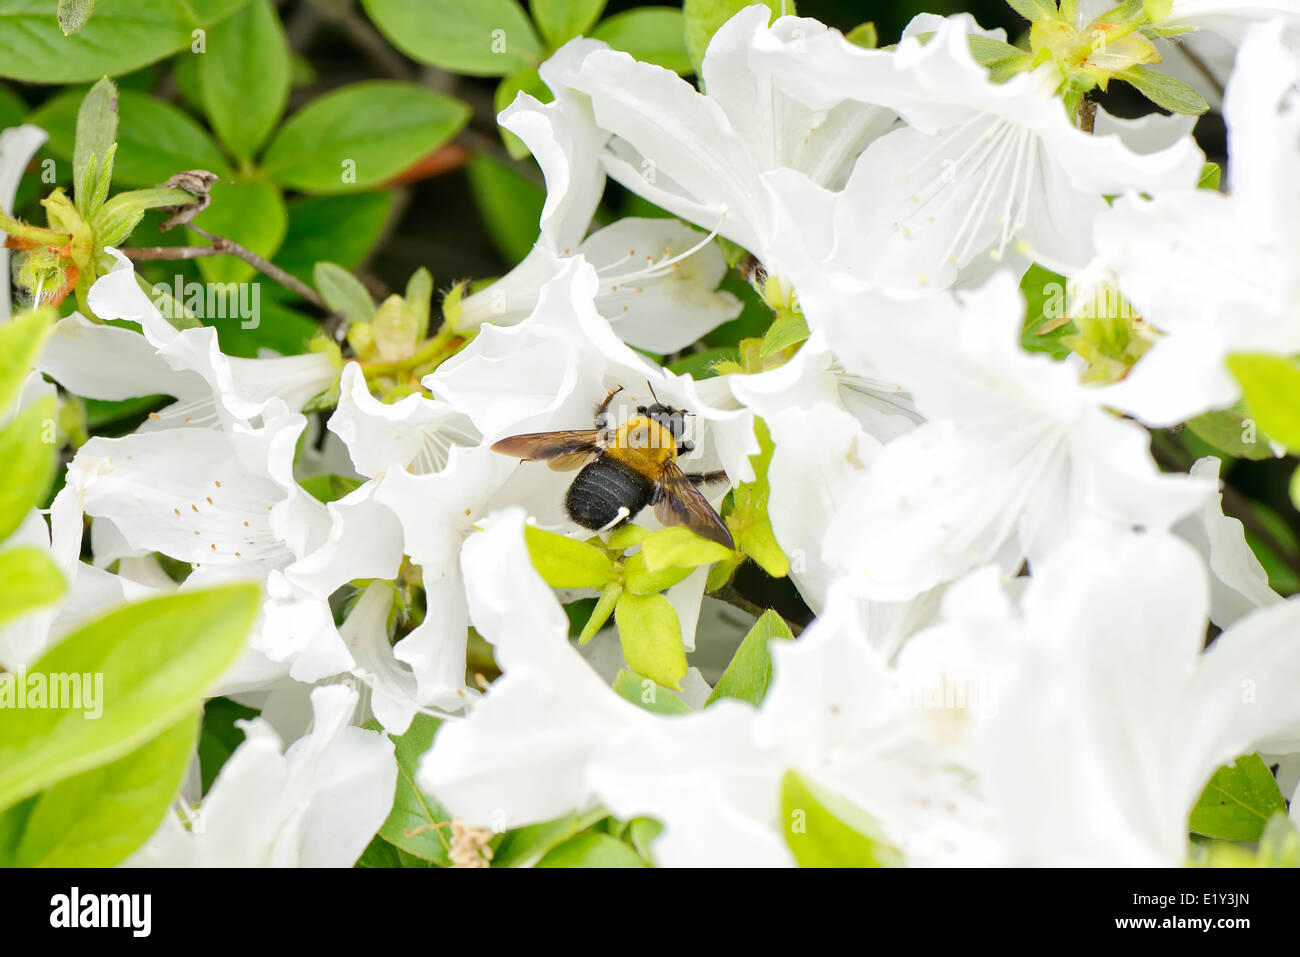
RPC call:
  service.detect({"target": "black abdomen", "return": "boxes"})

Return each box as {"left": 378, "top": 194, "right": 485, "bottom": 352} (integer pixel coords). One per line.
{"left": 565, "top": 458, "right": 654, "bottom": 531}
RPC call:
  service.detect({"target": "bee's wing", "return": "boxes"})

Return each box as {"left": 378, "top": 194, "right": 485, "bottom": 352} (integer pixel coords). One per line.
{"left": 491, "top": 430, "right": 605, "bottom": 471}
{"left": 653, "top": 461, "right": 734, "bottom": 549}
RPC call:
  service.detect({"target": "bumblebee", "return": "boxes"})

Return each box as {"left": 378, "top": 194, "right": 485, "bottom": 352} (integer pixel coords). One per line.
{"left": 491, "top": 385, "right": 734, "bottom": 548}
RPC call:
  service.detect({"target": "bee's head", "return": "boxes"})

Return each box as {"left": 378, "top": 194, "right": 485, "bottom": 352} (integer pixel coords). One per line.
{"left": 637, "top": 402, "right": 690, "bottom": 441}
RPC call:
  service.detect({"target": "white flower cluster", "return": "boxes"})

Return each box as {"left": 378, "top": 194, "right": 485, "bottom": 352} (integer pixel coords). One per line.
{"left": 10, "top": 2, "right": 1300, "bottom": 866}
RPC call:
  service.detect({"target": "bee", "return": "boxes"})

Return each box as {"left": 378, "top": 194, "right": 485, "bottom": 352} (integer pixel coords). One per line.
{"left": 491, "top": 385, "right": 734, "bottom": 549}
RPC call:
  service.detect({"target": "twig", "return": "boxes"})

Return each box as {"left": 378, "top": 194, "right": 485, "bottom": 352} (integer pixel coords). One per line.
{"left": 124, "top": 226, "right": 333, "bottom": 317}
{"left": 713, "top": 583, "right": 804, "bottom": 636}
{"left": 1078, "top": 97, "right": 1097, "bottom": 135}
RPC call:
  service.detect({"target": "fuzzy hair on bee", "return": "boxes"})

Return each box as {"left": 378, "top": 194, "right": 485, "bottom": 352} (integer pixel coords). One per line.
{"left": 490, "top": 384, "right": 733, "bottom": 549}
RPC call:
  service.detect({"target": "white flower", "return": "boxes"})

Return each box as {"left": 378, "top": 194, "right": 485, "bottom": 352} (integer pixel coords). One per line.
{"left": 456, "top": 39, "right": 741, "bottom": 352}
{"left": 816, "top": 274, "right": 1211, "bottom": 600}
{"left": 1095, "top": 21, "right": 1300, "bottom": 425}
{"left": 756, "top": 14, "right": 1203, "bottom": 292}
{"left": 38, "top": 251, "right": 338, "bottom": 429}
{"left": 565, "top": 5, "right": 898, "bottom": 276}
{"left": 72, "top": 401, "right": 388, "bottom": 683}
{"left": 130, "top": 684, "right": 396, "bottom": 867}
{"left": 1159, "top": 1, "right": 1300, "bottom": 42}
{"left": 974, "top": 534, "right": 1300, "bottom": 866}
{"left": 327, "top": 362, "right": 479, "bottom": 477}
{"left": 0, "top": 124, "right": 48, "bottom": 321}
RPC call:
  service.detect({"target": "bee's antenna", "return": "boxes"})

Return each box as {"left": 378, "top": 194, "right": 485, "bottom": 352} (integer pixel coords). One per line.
{"left": 646, "top": 380, "right": 660, "bottom": 404}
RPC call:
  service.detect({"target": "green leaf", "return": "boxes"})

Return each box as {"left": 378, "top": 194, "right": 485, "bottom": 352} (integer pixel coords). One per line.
{"left": 361, "top": 0, "right": 542, "bottom": 76}
{"left": 0, "top": 547, "right": 65, "bottom": 628}
{"left": 274, "top": 192, "right": 394, "bottom": 284}
{"left": 760, "top": 310, "right": 810, "bottom": 357}
{"left": 621, "top": 550, "right": 696, "bottom": 595}
{"left": 0, "top": 84, "right": 25, "bottom": 129}
{"left": 198, "top": 0, "right": 290, "bottom": 159}
{"left": 355, "top": 834, "right": 403, "bottom": 868}
{"left": 845, "top": 22, "right": 877, "bottom": 49}
{"left": 378, "top": 715, "right": 452, "bottom": 865}
{"left": 612, "top": 669, "right": 690, "bottom": 715}
{"left": 1226, "top": 353, "right": 1300, "bottom": 450}
{"left": 525, "top": 524, "right": 615, "bottom": 588}
{"left": 1020, "top": 263, "right": 1073, "bottom": 359}
{"left": 531, "top": 0, "right": 606, "bottom": 48}
{"left": 313, "top": 262, "right": 374, "bottom": 325}
{"left": 1120, "top": 64, "right": 1210, "bottom": 115}
{"left": 627, "top": 817, "right": 662, "bottom": 863}
{"left": 1185, "top": 403, "right": 1274, "bottom": 461}
{"left": 57, "top": 0, "right": 98, "bottom": 35}
{"left": 493, "top": 806, "right": 608, "bottom": 867}
{"left": 467, "top": 153, "right": 547, "bottom": 266}
{"left": 73, "top": 77, "right": 118, "bottom": 219}
{"left": 0, "top": 398, "right": 57, "bottom": 545}
{"left": 0, "top": 0, "right": 250, "bottom": 83}
{"left": 684, "top": 0, "right": 790, "bottom": 78}
{"left": 1189, "top": 753, "right": 1288, "bottom": 842}
{"left": 1, "top": 715, "right": 196, "bottom": 867}
{"left": 1198, "top": 162, "right": 1221, "bottom": 191}
{"left": 593, "top": 7, "right": 692, "bottom": 74}
{"left": 1191, "top": 812, "right": 1300, "bottom": 868}
{"left": 578, "top": 582, "right": 621, "bottom": 644}
{"left": 535, "top": 830, "right": 647, "bottom": 867}
{"left": 1005, "top": 0, "right": 1066, "bottom": 21}
{"left": 0, "top": 584, "right": 260, "bottom": 814}
{"left": 614, "top": 590, "right": 687, "bottom": 689}
{"left": 705, "top": 609, "right": 794, "bottom": 707}
{"left": 197, "top": 696, "right": 259, "bottom": 794}
{"left": 968, "top": 35, "right": 1034, "bottom": 83}
{"left": 0, "top": 308, "right": 54, "bottom": 416}
{"left": 727, "top": 417, "right": 789, "bottom": 578}
{"left": 640, "top": 525, "right": 732, "bottom": 572}
{"left": 32, "top": 88, "right": 231, "bottom": 188}
{"left": 261, "top": 81, "right": 470, "bottom": 194}
{"left": 780, "top": 770, "right": 903, "bottom": 868}
{"left": 299, "top": 473, "right": 364, "bottom": 505}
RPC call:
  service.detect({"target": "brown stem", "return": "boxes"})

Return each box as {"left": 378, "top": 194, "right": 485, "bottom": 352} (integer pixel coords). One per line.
{"left": 1078, "top": 97, "right": 1097, "bottom": 135}
{"left": 713, "top": 584, "right": 804, "bottom": 636}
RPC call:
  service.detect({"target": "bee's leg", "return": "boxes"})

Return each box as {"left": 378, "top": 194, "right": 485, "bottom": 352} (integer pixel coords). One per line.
{"left": 596, "top": 506, "right": 631, "bottom": 532}
{"left": 684, "top": 470, "right": 728, "bottom": 486}
{"left": 594, "top": 385, "right": 624, "bottom": 423}
{"left": 676, "top": 439, "right": 695, "bottom": 456}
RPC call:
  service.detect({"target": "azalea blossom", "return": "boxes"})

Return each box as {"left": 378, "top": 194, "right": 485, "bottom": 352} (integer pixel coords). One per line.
{"left": 130, "top": 684, "right": 396, "bottom": 867}
{"left": 754, "top": 13, "right": 1204, "bottom": 293}
{"left": 1095, "top": 20, "right": 1300, "bottom": 425}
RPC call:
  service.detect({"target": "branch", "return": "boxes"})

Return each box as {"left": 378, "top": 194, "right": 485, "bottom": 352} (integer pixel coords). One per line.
{"left": 124, "top": 226, "right": 332, "bottom": 316}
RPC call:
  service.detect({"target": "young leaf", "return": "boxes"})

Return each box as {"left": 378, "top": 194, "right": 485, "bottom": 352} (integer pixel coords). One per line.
{"left": 0, "top": 584, "right": 260, "bottom": 814}
{"left": 493, "top": 807, "right": 609, "bottom": 868}
{"left": 592, "top": 7, "right": 692, "bottom": 74}
{"left": 0, "top": 308, "right": 54, "bottom": 416}
{"left": 1120, "top": 64, "right": 1210, "bottom": 115}
{"left": 314, "top": 262, "right": 375, "bottom": 326}
{"left": 1185, "top": 403, "right": 1274, "bottom": 461}
{"left": 1005, "top": 0, "right": 1066, "bottom": 22}
{"left": 1189, "top": 753, "right": 1288, "bottom": 842}
{"left": 579, "top": 583, "right": 621, "bottom": 644}
{"left": 198, "top": 0, "right": 291, "bottom": 159}
{"left": 73, "top": 77, "right": 118, "bottom": 218}
{"left": 615, "top": 591, "right": 687, "bottom": 689}
{"left": 261, "top": 82, "right": 470, "bottom": 194}
{"left": 639, "top": 525, "right": 733, "bottom": 572}
{"left": 1, "top": 714, "right": 197, "bottom": 867}
{"left": 0, "top": 547, "right": 65, "bottom": 629}
{"left": 705, "top": 609, "right": 794, "bottom": 707}
{"left": 845, "top": 22, "right": 877, "bottom": 49}
{"left": 1226, "top": 353, "right": 1300, "bottom": 450}
{"left": 781, "top": 770, "right": 904, "bottom": 867}
{"left": 727, "top": 417, "right": 790, "bottom": 578}
{"left": 1198, "top": 162, "right": 1221, "bottom": 191}
{"left": 0, "top": 398, "right": 58, "bottom": 544}
{"left": 57, "top": 0, "right": 98, "bottom": 36}
{"left": 535, "top": 830, "right": 647, "bottom": 867}
{"left": 532, "top": 0, "right": 607, "bottom": 48}
{"left": 525, "top": 524, "right": 616, "bottom": 589}
{"left": 760, "top": 310, "right": 810, "bottom": 357}
{"left": 361, "top": 0, "right": 542, "bottom": 76}
{"left": 378, "top": 715, "right": 452, "bottom": 865}
{"left": 621, "top": 550, "right": 696, "bottom": 595}
{"left": 612, "top": 669, "right": 691, "bottom": 715}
